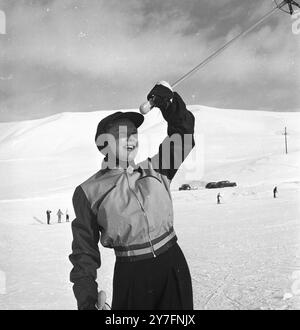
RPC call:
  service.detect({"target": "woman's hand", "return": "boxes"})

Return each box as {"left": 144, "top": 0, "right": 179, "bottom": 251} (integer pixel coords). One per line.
{"left": 96, "top": 290, "right": 111, "bottom": 310}
{"left": 140, "top": 80, "right": 173, "bottom": 114}
{"left": 147, "top": 81, "right": 174, "bottom": 111}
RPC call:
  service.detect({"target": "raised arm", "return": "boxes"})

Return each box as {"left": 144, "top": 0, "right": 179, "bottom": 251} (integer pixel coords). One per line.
{"left": 140, "top": 82, "right": 195, "bottom": 181}
{"left": 69, "top": 186, "right": 101, "bottom": 310}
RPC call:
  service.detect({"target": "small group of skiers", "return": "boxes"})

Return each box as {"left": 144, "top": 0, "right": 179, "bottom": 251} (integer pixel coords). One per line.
{"left": 216, "top": 186, "right": 278, "bottom": 204}
{"left": 46, "top": 209, "right": 70, "bottom": 225}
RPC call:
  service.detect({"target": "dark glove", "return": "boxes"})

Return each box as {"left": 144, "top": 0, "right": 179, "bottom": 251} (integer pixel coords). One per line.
{"left": 147, "top": 81, "right": 174, "bottom": 111}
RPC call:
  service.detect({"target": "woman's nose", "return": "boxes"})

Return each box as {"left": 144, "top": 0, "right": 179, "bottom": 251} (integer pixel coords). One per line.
{"left": 128, "top": 134, "right": 138, "bottom": 143}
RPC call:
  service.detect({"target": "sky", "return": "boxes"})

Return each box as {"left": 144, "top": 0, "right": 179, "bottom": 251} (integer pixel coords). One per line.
{"left": 0, "top": 0, "right": 299, "bottom": 122}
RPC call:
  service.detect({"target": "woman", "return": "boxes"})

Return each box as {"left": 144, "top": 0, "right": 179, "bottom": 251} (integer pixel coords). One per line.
{"left": 69, "top": 81, "right": 195, "bottom": 310}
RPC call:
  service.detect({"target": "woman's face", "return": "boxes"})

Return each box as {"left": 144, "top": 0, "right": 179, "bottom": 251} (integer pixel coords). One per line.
{"left": 106, "top": 118, "right": 139, "bottom": 163}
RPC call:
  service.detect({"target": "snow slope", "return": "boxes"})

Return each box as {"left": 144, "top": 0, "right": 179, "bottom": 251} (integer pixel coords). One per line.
{"left": 0, "top": 105, "right": 299, "bottom": 309}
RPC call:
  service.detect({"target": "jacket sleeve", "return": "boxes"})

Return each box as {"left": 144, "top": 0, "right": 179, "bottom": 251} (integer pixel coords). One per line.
{"left": 69, "top": 185, "right": 101, "bottom": 310}
{"left": 140, "top": 92, "right": 195, "bottom": 181}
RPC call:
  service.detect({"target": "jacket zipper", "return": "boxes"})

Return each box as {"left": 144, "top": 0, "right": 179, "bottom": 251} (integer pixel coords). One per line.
{"left": 125, "top": 171, "right": 156, "bottom": 258}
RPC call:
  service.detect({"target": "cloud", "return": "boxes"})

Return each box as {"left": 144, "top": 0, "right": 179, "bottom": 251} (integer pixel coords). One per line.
{"left": 0, "top": 0, "right": 299, "bottom": 121}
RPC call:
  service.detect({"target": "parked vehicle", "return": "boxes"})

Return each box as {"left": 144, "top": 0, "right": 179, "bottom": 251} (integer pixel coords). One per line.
{"left": 179, "top": 184, "right": 192, "bottom": 191}
{"left": 218, "top": 181, "right": 237, "bottom": 187}
{"left": 205, "top": 182, "right": 218, "bottom": 189}
{"left": 205, "top": 180, "right": 237, "bottom": 189}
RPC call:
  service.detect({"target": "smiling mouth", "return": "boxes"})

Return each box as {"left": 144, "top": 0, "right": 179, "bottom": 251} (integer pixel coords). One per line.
{"left": 125, "top": 145, "right": 136, "bottom": 151}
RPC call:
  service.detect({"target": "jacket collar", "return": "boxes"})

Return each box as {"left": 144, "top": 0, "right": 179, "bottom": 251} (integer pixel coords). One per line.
{"left": 101, "top": 158, "right": 143, "bottom": 175}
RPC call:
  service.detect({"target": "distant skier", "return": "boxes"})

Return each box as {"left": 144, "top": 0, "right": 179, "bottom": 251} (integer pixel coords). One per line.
{"left": 46, "top": 210, "right": 52, "bottom": 225}
{"left": 273, "top": 186, "right": 278, "bottom": 198}
{"left": 66, "top": 209, "right": 70, "bottom": 222}
{"left": 57, "top": 209, "right": 63, "bottom": 223}
{"left": 217, "top": 193, "right": 222, "bottom": 204}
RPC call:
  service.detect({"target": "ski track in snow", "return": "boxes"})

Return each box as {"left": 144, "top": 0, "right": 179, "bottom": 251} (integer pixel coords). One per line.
{"left": 0, "top": 187, "right": 299, "bottom": 310}
{"left": 0, "top": 107, "right": 300, "bottom": 310}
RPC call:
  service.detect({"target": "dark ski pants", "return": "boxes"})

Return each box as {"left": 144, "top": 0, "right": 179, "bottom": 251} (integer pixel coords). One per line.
{"left": 111, "top": 243, "right": 193, "bottom": 310}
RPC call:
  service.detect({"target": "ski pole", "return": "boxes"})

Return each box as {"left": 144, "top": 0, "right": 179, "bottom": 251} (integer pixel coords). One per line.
{"left": 139, "top": 0, "right": 288, "bottom": 114}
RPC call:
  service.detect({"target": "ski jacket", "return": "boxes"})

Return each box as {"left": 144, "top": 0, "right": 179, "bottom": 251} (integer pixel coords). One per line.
{"left": 69, "top": 92, "right": 195, "bottom": 310}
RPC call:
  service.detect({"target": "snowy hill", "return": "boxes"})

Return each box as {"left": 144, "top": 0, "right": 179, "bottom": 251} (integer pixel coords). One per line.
{"left": 0, "top": 106, "right": 299, "bottom": 200}
{"left": 0, "top": 106, "right": 300, "bottom": 310}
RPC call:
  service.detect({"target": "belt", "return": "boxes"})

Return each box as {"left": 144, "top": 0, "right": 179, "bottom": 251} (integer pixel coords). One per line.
{"left": 114, "top": 229, "right": 177, "bottom": 262}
